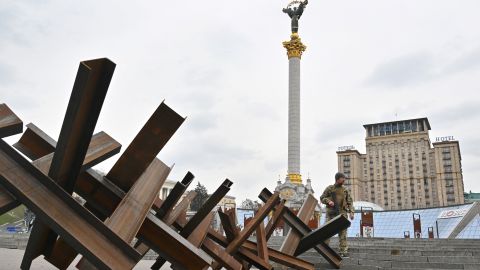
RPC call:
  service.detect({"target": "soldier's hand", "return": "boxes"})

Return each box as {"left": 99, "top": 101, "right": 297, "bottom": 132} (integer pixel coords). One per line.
{"left": 328, "top": 201, "right": 334, "bottom": 207}
{"left": 349, "top": 213, "right": 354, "bottom": 220}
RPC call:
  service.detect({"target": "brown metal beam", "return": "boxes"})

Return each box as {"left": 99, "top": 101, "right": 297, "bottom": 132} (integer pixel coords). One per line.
{"left": 77, "top": 158, "right": 171, "bottom": 269}
{"left": 0, "top": 103, "right": 23, "bottom": 138}
{"left": 258, "top": 188, "right": 345, "bottom": 269}
{"left": 106, "top": 102, "right": 185, "bottom": 193}
{"left": 22, "top": 58, "right": 116, "bottom": 269}
{"left": 153, "top": 179, "right": 233, "bottom": 269}
{"left": 242, "top": 241, "right": 314, "bottom": 270}
{"left": 218, "top": 209, "right": 238, "bottom": 242}
{"left": 0, "top": 103, "right": 23, "bottom": 213}
{"left": 280, "top": 194, "right": 317, "bottom": 255}
{"left": 181, "top": 179, "right": 233, "bottom": 238}
{"left": 13, "top": 123, "right": 56, "bottom": 160}
{"left": 295, "top": 214, "right": 351, "bottom": 256}
{"left": 164, "top": 191, "right": 196, "bottom": 226}
{"left": 0, "top": 139, "right": 140, "bottom": 270}
{"left": 155, "top": 171, "right": 194, "bottom": 219}
{"left": 0, "top": 187, "right": 18, "bottom": 215}
{"left": 187, "top": 211, "right": 215, "bottom": 247}
{"left": 256, "top": 222, "right": 269, "bottom": 263}
{"left": 138, "top": 213, "right": 212, "bottom": 270}
{"left": 49, "top": 58, "right": 115, "bottom": 193}
{"left": 1, "top": 131, "right": 120, "bottom": 217}
{"left": 264, "top": 200, "right": 286, "bottom": 240}
{"left": 206, "top": 229, "right": 272, "bottom": 270}
{"left": 225, "top": 192, "right": 279, "bottom": 254}
{"left": 202, "top": 238, "right": 243, "bottom": 270}
{"left": 12, "top": 122, "right": 212, "bottom": 270}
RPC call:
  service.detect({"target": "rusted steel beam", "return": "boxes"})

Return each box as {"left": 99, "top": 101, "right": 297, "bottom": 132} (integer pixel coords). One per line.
{"left": 152, "top": 179, "right": 233, "bottom": 269}
{"left": 264, "top": 200, "right": 286, "bottom": 240}
{"left": 0, "top": 103, "right": 23, "bottom": 213}
{"left": 295, "top": 214, "right": 351, "bottom": 256}
{"left": 202, "top": 238, "right": 243, "bottom": 270}
{"left": 164, "top": 191, "right": 196, "bottom": 226}
{"left": 179, "top": 213, "right": 270, "bottom": 270}
{"left": 1, "top": 131, "right": 120, "bottom": 218}
{"left": 76, "top": 169, "right": 125, "bottom": 220}
{"left": 242, "top": 241, "right": 314, "bottom": 270}
{"left": 22, "top": 58, "right": 116, "bottom": 269}
{"left": 24, "top": 131, "right": 121, "bottom": 269}
{"left": 181, "top": 179, "right": 233, "bottom": 238}
{"left": 31, "top": 132, "right": 121, "bottom": 175}
{"left": 49, "top": 58, "right": 115, "bottom": 193}
{"left": 280, "top": 194, "right": 317, "bottom": 255}
{"left": 136, "top": 187, "right": 197, "bottom": 256}
{"left": 218, "top": 209, "right": 238, "bottom": 242}
{"left": 186, "top": 210, "right": 243, "bottom": 270}
{"left": 138, "top": 213, "right": 212, "bottom": 270}
{"left": 46, "top": 169, "right": 189, "bottom": 267}
{"left": 256, "top": 222, "right": 269, "bottom": 263}
{"left": 258, "top": 188, "right": 344, "bottom": 269}
{"left": 206, "top": 229, "right": 272, "bottom": 270}
{"left": 155, "top": 171, "right": 194, "bottom": 219}
{"left": 216, "top": 209, "right": 251, "bottom": 269}
{"left": 225, "top": 192, "right": 279, "bottom": 254}
{"left": 0, "top": 140, "right": 140, "bottom": 270}
{"left": 214, "top": 195, "right": 279, "bottom": 270}
{"left": 103, "top": 159, "right": 170, "bottom": 241}
{"left": 0, "top": 187, "right": 18, "bottom": 215}
{"left": 0, "top": 103, "right": 23, "bottom": 138}
{"left": 77, "top": 158, "right": 171, "bottom": 269}
{"left": 106, "top": 102, "right": 185, "bottom": 193}
{"left": 187, "top": 211, "right": 215, "bottom": 248}
{"left": 12, "top": 123, "right": 211, "bottom": 270}
{"left": 13, "top": 123, "right": 56, "bottom": 160}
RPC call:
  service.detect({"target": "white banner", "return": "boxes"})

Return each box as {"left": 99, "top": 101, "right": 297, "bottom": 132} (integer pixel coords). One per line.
{"left": 437, "top": 208, "right": 468, "bottom": 219}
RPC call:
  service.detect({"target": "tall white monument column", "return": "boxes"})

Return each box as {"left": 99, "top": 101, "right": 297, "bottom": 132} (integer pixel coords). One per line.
{"left": 283, "top": 33, "right": 306, "bottom": 185}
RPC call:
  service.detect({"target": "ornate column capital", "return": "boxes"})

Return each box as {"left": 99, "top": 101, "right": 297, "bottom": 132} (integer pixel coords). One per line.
{"left": 288, "top": 173, "right": 302, "bottom": 185}
{"left": 283, "top": 33, "right": 307, "bottom": 59}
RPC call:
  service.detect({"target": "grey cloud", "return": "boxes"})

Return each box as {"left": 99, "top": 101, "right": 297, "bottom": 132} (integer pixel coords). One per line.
{"left": 315, "top": 119, "right": 364, "bottom": 145}
{"left": 365, "top": 46, "right": 480, "bottom": 89}
{"left": 430, "top": 101, "right": 480, "bottom": 126}
{"left": 264, "top": 159, "right": 284, "bottom": 172}
{"left": 168, "top": 139, "right": 257, "bottom": 170}
{"left": 183, "top": 67, "right": 222, "bottom": 87}
{"left": 244, "top": 101, "right": 280, "bottom": 121}
{"left": 184, "top": 111, "right": 218, "bottom": 133}
{"left": 0, "top": 63, "right": 14, "bottom": 85}
{"left": 0, "top": 3, "right": 48, "bottom": 47}
{"left": 442, "top": 47, "right": 480, "bottom": 75}
{"left": 365, "top": 51, "right": 434, "bottom": 88}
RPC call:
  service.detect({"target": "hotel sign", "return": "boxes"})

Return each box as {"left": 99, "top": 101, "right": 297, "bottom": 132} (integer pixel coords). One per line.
{"left": 338, "top": 145, "right": 355, "bottom": 151}
{"left": 436, "top": 136, "right": 455, "bottom": 142}
{"left": 437, "top": 208, "right": 468, "bottom": 219}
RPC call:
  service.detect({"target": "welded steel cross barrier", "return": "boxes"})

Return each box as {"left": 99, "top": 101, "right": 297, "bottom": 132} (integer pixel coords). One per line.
{"left": 259, "top": 188, "right": 351, "bottom": 269}
{"left": 0, "top": 58, "right": 215, "bottom": 269}
{"left": 0, "top": 57, "right": 340, "bottom": 270}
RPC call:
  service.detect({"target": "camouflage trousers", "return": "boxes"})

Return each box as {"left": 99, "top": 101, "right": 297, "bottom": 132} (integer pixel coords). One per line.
{"left": 324, "top": 213, "right": 348, "bottom": 254}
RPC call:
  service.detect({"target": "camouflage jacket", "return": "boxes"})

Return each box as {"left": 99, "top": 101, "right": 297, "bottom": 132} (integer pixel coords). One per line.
{"left": 320, "top": 184, "right": 354, "bottom": 215}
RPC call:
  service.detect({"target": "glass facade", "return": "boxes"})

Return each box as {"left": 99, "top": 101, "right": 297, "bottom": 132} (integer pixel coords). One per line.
{"left": 456, "top": 214, "right": 480, "bottom": 239}
{"left": 320, "top": 203, "right": 476, "bottom": 238}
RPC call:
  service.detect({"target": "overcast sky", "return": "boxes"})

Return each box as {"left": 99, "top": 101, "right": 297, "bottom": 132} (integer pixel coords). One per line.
{"left": 2, "top": 1, "right": 480, "bottom": 204}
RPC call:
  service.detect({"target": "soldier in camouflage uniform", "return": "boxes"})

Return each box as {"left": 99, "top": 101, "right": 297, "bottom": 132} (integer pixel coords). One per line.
{"left": 320, "top": 172, "right": 355, "bottom": 257}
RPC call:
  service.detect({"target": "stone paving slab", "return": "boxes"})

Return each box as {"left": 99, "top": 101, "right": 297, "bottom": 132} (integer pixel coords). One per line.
{"left": 0, "top": 248, "right": 170, "bottom": 270}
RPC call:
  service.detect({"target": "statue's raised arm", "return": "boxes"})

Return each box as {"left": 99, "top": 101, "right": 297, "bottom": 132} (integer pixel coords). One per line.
{"left": 283, "top": 0, "right": 308, "bottom": 34}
